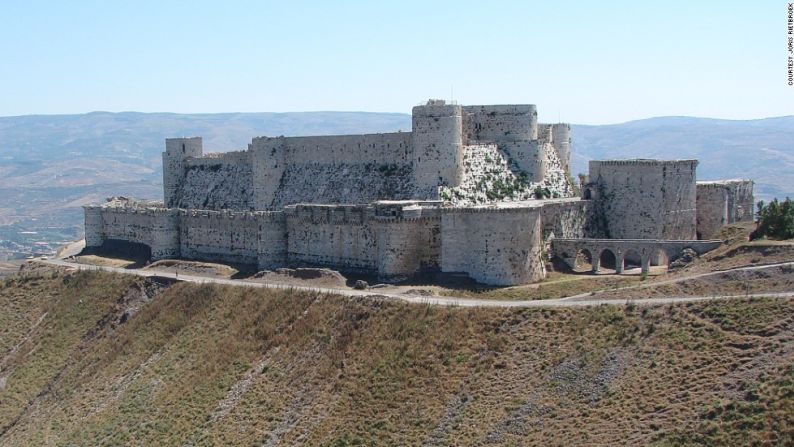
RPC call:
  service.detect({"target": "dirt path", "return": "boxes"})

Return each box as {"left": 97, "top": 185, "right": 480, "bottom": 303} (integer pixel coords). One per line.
{"left": 38, "top": 258, "right": 794, "bottom": 308}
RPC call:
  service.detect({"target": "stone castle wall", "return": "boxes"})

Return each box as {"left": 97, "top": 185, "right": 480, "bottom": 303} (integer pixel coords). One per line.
{"left": 696, "top": 180, "right": 754, "bottom": 239}
{"left": 540, "top": 198, "right": 602, "bottom": 242}
{"left": 440, "top": 206, "right": 545, "bottom": 285}
{"left": 178, "top": 209, "right": 285, "bottom": 267}
{"left": 283, "top": 202, "right": 443, "bottom": 280}
{"left": 86, "top": 199, "right": 583, "bottom": 285}
{"left": 588, "top": 160, "right": 698, "bottom": 240}
{"left": 85, "top": 204, "right": 180, "bottom": 260}
{"left": 285, "top": 204, "right": 379, "bottom": 273}
{"left": 375, "top": 211, "right": 442, "bottom": 280}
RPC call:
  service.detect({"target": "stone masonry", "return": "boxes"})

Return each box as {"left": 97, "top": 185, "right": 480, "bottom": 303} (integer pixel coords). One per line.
{"left": 85, "top": 99, "right": 749, "bottom": 285}
{"left": 696, "top": 179, "right": 755, "bottom": 239}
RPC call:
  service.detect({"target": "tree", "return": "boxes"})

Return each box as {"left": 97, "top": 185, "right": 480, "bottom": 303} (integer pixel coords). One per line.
{"left": 750, "top": 198, "right": 794, "bottom": 240}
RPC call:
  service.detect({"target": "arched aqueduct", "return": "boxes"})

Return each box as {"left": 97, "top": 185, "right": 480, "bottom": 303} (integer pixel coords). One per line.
{"left": 551, "top": 238, "right": 722, "bottom": 275}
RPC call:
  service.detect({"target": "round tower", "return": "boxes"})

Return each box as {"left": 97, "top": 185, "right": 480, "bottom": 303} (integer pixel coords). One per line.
{"left": 551, "top": 123, "right": 571, "bottom": 173}
{"left": 162, "top": 137, "right": 202, "bottom": 208}
{"left": 411, "top": 100, "right": 464, "bottom": 198}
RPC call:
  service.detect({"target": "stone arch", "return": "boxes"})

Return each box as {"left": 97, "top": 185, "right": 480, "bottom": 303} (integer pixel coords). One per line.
{"left": 622, "top": 248, "right": 643, "bottom": 272}
{"left": 598, "top": 248, "right": 617, "bottom": 271}
{"left": 574, "top": 248, "right": 593, "bottom": 272}
{"left": 650, "top": 247, "right": 670, "bottom": 267}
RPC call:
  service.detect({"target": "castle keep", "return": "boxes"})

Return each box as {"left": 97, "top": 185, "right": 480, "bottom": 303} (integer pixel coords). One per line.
{"left": 84, "top": 100, "right": 753, "bottom": 285}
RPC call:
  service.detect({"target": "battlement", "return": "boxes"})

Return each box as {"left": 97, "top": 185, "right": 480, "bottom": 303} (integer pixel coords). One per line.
{"left": 178, "top": 208, "right": 284, "bottom": 222}
{"left": 165, "top": 137, "right": 203, "bottom": 157}
{"left": 697, "top": 179, "right": 754, "bottom": 187}
{"left": 285, "top": 204, "right": 369, "bottom": 225}
{"left": 591, "top": 159, "right": 699, "bottom": 167}
{"left": 189, "top": 150, "right": 250, "bottom": 163}
{"left": 441, "top": 203, "right": 543, "bottom": 214}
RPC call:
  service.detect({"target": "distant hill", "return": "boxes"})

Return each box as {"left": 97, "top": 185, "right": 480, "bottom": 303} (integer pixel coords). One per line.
{"left": 570, "top": 116, "right": 794, "bottom": 201}
{"left": 0, "top": 111, "right": 791, "bottom": 257}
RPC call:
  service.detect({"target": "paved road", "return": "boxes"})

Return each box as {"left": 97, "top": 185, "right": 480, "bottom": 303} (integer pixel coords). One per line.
{"left": 37, "top": 258, "right": 794, "bottom": 308}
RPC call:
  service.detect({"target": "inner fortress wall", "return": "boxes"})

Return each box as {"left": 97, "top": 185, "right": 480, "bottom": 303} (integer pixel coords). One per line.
{"left": 179, "top": 150, "right": 253, "bottom": 211}
{"left": 462, "top": 104, "right": 538, "bottom": 143}
{"left": 441, "top": 206, "right": 545, "bottom": 285}
{"left": 164, "top": 103, "right": 566, "bottom": 211}
{"left": 249, "top": 133, "right": 414, "bottom": 210}
{"left": 589, "top": 160, "right": 698, "bottom": 240}
{"left": 540, "top": 199, "right": 601, "bottom": 242}
{"left": 280, "top": 132, "right": 413, "bottom": 165}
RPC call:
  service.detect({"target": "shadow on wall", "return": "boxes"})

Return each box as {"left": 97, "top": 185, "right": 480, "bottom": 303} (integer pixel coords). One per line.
{"left": 80, "top": 239, "right": 152, "bottom": 268}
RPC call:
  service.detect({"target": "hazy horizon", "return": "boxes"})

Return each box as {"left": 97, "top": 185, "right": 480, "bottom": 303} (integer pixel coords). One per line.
{"left": 2, "top": 110, "right": 793, "bottom": 127}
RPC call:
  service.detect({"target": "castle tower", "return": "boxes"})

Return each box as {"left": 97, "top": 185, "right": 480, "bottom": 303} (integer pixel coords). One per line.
{"left": 551, "top": 123, "right": 572, "bottom": 174}
{"left": 83, "top": 205, "right": 103, "bottom": 247}
{"left": 162, "top": 137, "right": 202, "bottom": 208}
{"left": 589, "top": 159, "right": 698, "bottom": 239}
{"left": 411, "top": 100, "right": 464, "bottom": 198}
{"left": 250, "top": 137, "right": 287, "bottom": 210}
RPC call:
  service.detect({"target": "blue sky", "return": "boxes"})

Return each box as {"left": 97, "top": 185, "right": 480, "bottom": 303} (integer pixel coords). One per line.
{"left": 0, "top": 0, "right": 790, "bottom": 123}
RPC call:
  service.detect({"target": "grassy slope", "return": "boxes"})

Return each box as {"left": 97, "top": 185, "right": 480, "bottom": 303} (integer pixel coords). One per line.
{"left": 0, "top": 268, "right": 792, "bottom": 446}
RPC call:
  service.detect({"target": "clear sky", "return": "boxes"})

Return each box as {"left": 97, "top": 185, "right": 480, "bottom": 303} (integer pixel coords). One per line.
{"left": 0, "top": 0, "right": 790, "bottom": 124}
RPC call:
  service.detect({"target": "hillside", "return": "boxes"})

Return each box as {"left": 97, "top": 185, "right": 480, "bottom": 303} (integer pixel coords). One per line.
{"left": 0, "top": 265, "right": 791, "bottom": 445}
{"left": 571, "top": 116, "right": 794, "bottom": 201}
{"left": 1, "top": 112, "right": 793, "bottom": 258}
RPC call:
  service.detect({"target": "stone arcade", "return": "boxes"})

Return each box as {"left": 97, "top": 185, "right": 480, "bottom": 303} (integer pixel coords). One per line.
{"left": 84, "top": 100, "right": 754, "bottom": 285}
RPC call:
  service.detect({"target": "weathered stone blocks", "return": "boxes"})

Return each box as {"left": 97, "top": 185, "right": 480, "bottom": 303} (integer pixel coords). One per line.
{"left": 441, "top": 205, "right": 545, "bottom": 285}
{"left": 695, "top": 179, "right": 754, "bottom": 239}
{"left": 588, "top": 160, "right": 698, "bottom": 240}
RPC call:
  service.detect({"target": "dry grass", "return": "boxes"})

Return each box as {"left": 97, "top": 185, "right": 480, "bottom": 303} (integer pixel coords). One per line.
{"left": 75, "top": 254, "right": 135, "bottom": 268}
{"left": 426, "top": 272, "right": 643, "bottom": 300}
{"left": 145, "top": 259, "right": 239, "bottom": 278}
{"left": 674, "top": 222, "right": 794, "bottom": 275}
{"left": 0, "top": 267, "right": 791, "bottom": 445}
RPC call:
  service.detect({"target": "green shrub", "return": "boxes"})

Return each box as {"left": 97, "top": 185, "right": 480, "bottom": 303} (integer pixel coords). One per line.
{"left": 750, "top": 198, "right": 794, "bottom": 240}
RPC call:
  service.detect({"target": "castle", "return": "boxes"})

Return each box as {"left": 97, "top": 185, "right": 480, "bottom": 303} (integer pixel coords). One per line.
{"left": 83, "top": 100, "right": 754, "bottom": 285}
